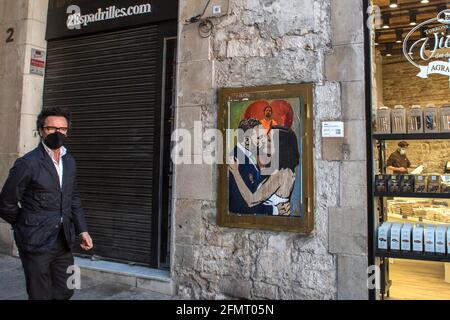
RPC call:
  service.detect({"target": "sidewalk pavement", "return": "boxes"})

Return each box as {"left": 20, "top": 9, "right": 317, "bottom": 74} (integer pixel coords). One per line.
{"left": 0, "top": 253, "right": 176, "bottom": 300}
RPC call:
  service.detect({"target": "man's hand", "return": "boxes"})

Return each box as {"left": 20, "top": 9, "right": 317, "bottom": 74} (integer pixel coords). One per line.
{"left": 398, "top": 167, "right": 408, "bottom": 173}
{"left": 80, "top": 232, "right": 93, "bottom": 251}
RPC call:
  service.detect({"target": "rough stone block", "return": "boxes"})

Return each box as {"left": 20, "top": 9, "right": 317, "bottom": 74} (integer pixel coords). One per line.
{"left": 219, "top": 276, "right": 251, "bottom": 299}
{"left": 175, "top": 106, "right": 203, "bottom": 156}
{"left": 328, "top": 207, "right": 367, "bottom": 256}
{"left": 341, "top": 81, "right": 366, "bottom": 121}
{"left": 29, "top": 0, "right": 49, "bottom": 24}
{"left": 173, "top": 199, "right": 203, "bottom": 244}
{"left": 179, "top": 23, "right": 210, "bottom": 63}
{"left": 315, "top": 160, "right": 340, "bottom": 211}
{"left": 177, "top": 60, "right": 212, "bottom": 106}
{"left": 18, "top": 113, "right": 40, "bottom": 155}
{"left": 325, "top": 44, "right": 364, "bottom": 82}
{"left": 173, "top": 164, "right": 212, "bottom": 200}
{"left": 20, "top": 74, "right": 45, "bottom": 115}
{"left": 253, "top": 282, "right": 278, "bottom": 299}
{"left": 0, "top": 0, "right": 29, "bottom": 24}
{"left": 25, "top": 20, "right": 47, "bottom": 50}
{"left": 343, "top": 120, "right": 366, "bottom": 161}
{"left": 337, "top": 255, "right": 369, "bottom": 300}
{"left": 322, "top": 137, "right": 344, "bottom": 161}
{"left": 314, "top": 82, "right": 342, "bottom": 121}
{"left": 173, "top": 245, "right": 196, "bottom": 270}
{"left": 0, "top": 70, "right": 22, "bottom": 115}
{"left": 331, "top": 0, "right": 364, "bottom": 45}
{"left": 339, "top": 161, "right": 368, "bottom": 207}
{"left": 0, "top": 113, "right": 20, "bottom": 154}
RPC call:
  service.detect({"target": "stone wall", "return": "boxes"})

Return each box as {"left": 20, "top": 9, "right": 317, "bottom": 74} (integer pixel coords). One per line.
{"left": 383, "top": 55, "right": 449, "bottom": 108}
{"left": 385, "top": 140, "right": 450, "bottom": 174}
{"left": 173, "top": 0, "right": 368, "bottom": 300}
{"left": 0, "top": 0, "right": 48, "bottom": 254}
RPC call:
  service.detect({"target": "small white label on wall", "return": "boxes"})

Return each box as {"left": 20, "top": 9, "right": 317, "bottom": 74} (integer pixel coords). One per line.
{"left": 212, "top": 5, "right": 221, "bottom": 14}
{"left": 322, "top": 121, "right": 344, "bottom": 137}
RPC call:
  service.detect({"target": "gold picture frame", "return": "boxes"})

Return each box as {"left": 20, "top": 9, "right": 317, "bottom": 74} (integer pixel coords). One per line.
{"left": 217, "top": 83, "right": 314, "bottom": 233}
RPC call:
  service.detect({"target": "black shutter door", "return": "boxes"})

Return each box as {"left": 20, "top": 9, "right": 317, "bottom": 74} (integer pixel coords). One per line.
{"left": 43, "top": 25, "right": 164, "bottom": 266}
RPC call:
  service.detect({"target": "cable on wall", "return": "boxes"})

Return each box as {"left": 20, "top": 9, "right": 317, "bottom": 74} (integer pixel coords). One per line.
{"left": 185, "top": 0, "right": 215, "bottom": 38}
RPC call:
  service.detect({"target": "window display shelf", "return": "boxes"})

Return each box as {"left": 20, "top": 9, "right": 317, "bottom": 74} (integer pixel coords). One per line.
{"left": 387, "top": 213, "right": 449, "bottom": 226}
{"left": 373, "top": 133, "right": 450, "bottom": 141}
{"left": 374, "top": 192, "right": 450, "bottom": 199}
{"left": 376, "top": 250, "right": 450, "bottom": 263}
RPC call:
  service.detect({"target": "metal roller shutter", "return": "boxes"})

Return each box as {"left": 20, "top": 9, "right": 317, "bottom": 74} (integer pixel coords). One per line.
{"left": 43, "top": 24, "right": 166, "bottom": 266}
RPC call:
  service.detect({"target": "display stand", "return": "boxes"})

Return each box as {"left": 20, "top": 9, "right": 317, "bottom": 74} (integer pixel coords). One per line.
{"left": 374, "top": 133, "right": 450, "bottom": 299}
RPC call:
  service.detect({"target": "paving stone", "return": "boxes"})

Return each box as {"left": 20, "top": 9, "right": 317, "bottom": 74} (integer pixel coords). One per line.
{"left": 0, "top": 254, "right": 179, "bottom": 300}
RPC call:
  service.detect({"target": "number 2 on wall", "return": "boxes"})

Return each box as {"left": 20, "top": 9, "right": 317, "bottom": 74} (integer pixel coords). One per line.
{"left": 6, "top": 28, "right": 14, "bottom": 43}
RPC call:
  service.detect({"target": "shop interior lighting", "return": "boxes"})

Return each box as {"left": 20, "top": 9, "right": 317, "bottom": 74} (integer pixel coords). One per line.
{"left": 389, "top": 0, "right": 398, "bottom": 8}
{"left": 383, "top": 13, "right": 391, "bottom": 29}
{"left": 409, "top": 10, "right": 417, "bottom": 26}
{"left": 385, "top": 44, "right": 393, "bottom": 57}
{"left": 396, "top": 28, "right": 403, "bottom": 43}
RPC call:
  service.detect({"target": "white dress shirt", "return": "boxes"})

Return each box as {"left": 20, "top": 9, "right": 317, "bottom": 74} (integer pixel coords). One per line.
{"left": 42, "top": 142, "right": 67, "bottom": 189}
{"left": 42, "top": 142, "right": 67, "bottom": 224}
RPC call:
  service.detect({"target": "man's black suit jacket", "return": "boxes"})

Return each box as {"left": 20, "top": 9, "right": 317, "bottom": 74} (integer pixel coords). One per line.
{"left": 0, "top": 143, "right": 88, "bottom": 253}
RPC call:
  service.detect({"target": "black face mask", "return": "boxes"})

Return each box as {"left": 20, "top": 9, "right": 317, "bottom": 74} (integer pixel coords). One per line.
{"left": 43, "top": 132, "right": 66, "bottom": 150}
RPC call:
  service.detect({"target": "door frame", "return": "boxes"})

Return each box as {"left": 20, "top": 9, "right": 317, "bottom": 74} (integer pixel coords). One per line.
{"left": 362, "top": 0, "right": 377, "bottom": 300}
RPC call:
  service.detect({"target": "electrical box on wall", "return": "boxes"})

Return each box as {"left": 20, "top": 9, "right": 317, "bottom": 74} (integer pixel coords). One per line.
{"left": 205, "top": 0, "right": 230, "bottom": 18}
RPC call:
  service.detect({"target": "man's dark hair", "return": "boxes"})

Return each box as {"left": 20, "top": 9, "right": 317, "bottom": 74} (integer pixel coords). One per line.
{"left": 271, "top": 125, "right": 300, "bottom": 171}
{"left": 238, "top": 118, "right": 261, "bottom": 132}
{"left": 237, "top": 118, "right": 262, "bottom": 144}
{"left": 36, "top": 106, "right": 72, "bottom": 130}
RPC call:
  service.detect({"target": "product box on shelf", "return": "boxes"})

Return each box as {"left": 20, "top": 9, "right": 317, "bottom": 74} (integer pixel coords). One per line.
{"left": 424, "top": 105, "right": 439, "bottom": 133}
{"left": 392, "top": 105, "right": 407, "bottom": 134}
{"left": 414, "top": 175, "right": 428, "bottom": 193}
{"left": 390, "top": 223, "right": 402, "bottom": 251}
{"left": 407, "top": 105, "right": 423, "bottom": 133}
{"left": 401, "top": 223, "right": 414, "bottom": 251}
{"left": 378, "top": 222, "right": 393, "bottom": 250}
{"left": 440, "top": 175, "right": 450, "bottom": 193}
{"left": 428, "top": 175, "right": 441, "bottom": 193}
{"left": 376, "top": 107, "right": 391, "bottom": 134}
{"left": 447, "top": 228, "right": 450, "bottom": 255}
{"left": 375, "top": 175, "right": 387, "bottom": 193}
{"left": 436, "top": 225, "right": 447, "bottom": 254}
{"left": 424, "top": 225, "right": 436, "bottom": 253}
{"left": 413, "top": 224, "right": 424, "bottom": 252}
{"left": 400, "top": 175, "right": 415, "bottom": 193}
{"left": 440, "top": 105, "right": 450, "bottom": 132}
{"left": 388, "top": 175, "right": 401, "bottom": 193}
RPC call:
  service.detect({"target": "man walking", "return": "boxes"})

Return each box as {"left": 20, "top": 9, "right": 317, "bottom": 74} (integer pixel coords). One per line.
{"left": 0, "top": 106, "right": 93, "bottom": 300}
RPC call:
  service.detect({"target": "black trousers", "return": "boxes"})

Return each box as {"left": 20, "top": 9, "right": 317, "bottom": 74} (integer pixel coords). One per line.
{"left": 18, "top": 229, "right": 75, "bottom": 300}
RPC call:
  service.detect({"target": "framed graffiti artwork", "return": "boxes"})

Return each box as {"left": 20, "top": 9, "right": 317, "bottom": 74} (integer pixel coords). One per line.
{"left": 217, "top": 84, "right": 314, "bottom": 233}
